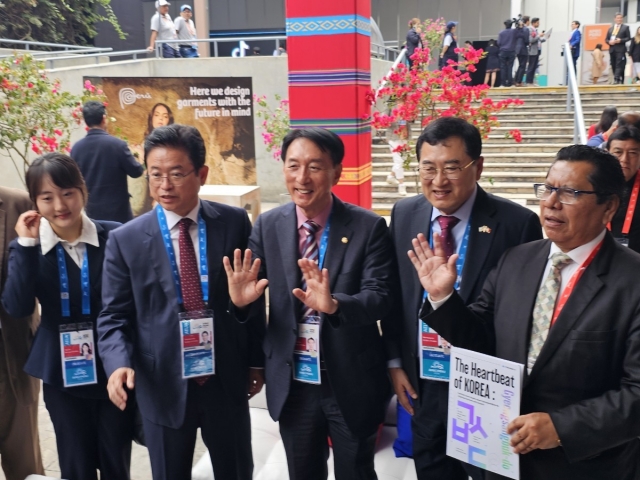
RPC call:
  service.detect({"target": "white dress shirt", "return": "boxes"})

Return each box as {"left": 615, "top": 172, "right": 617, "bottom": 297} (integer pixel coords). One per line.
{"left": 162, "top": 202, "right": 202, "bottom": 272}
{"left": 17, "top": 213, "right": 99, "bottom": 267}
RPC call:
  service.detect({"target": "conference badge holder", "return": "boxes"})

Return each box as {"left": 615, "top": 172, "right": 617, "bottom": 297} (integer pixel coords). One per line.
{"left": 293, "top": 316, "right": 321, "bottom": 384}
{"left": 59, "top": 322, "right": 98, "bottom": 387}
{"left": 419, "top": 322, "right": 452, "bottom": 382}
{"left": 179, "top": 310, "right": 215, "bottom": 379}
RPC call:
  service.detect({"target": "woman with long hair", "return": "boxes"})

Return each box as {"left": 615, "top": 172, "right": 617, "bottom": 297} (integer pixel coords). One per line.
{"left": 484, "top": 39, "right": 500, "bottom": 87}
{"left": 591, "top": 43, "right": 605, "bottom": 84}
{"left": 588, "top": 105, "right": 618, "bottom": 139}
{"left": 2, "top": 153, "right": 134, "bottom": 480}
{"left": 628, "top": 28, "right": 640, "bottom": 84}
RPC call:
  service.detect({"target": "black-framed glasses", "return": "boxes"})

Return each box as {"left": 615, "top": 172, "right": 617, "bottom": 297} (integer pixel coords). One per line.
{"left": 415, "top": 159, "right": 477, "bottom": 180}
{"left": 146, "top": 169, "right": 196, "bottom": 186}
{"left": 533, "top": 183, "right": 599, "bottom": 205}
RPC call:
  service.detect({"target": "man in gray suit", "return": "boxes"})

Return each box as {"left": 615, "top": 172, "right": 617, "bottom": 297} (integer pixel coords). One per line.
{"left": 225, "top": 128, "right": 395, "bottom": 479}
{"left": 0, "top": 186, "right": 43, "bottom": 480}
{"left": 526, "top": 17, "right": 545, "bottom": 85}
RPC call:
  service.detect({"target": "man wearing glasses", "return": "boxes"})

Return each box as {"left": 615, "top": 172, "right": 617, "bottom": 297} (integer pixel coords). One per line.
{"left": 98, "top": 124, "right": 262, "bottom": 479}
{"left": 382, "top": 117, "right": 541, "bottom": 480}
{"left": 414, "top": 145, "right": 640, "bottom": 478}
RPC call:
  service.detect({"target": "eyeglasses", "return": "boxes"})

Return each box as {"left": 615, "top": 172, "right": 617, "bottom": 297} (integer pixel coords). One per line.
{"left": 533, "top": 183, "right": 600, "bottom": 205}
{"left": 146, "top": 169, "right": 196, "bottom": 186}
{"left": 415, "top": 160, "right": 477, "bottom": 180}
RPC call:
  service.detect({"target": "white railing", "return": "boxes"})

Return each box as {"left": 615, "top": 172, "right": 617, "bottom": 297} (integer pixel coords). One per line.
{"left": 563, "top": 42, "right": 587, "bottom": 145}
{"left": 0, "top": 38, "right": 96, "bottom": 50}
{"left": 41, "top": 50, "right": 153, "bottom": 69}
{"left": 374, "top": 48, "right": 406, "bottom": 99}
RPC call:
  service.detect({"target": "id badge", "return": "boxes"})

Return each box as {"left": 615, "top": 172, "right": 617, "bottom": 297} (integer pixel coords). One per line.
{"left": 179, "top": 310, "right": 215, "bottom": 379}
{"left": 59, "top": 323, "right": 98, "bottom": 387}
{"left": 293, "top": 315, "right": 321, "bottom": 384}
{"left": 419, "top": 321, "right": 451, "bottom": 381}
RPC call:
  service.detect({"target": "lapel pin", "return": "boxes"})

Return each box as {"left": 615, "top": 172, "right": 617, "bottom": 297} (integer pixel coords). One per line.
{"left": 478, "top": 226, "right": 492, "bottom": 234}
{"left": 341, "top": 237, "right": 348, "bottom": 244}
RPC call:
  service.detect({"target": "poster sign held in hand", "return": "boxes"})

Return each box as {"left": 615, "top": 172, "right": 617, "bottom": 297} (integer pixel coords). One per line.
{"left": 447, "top": 346, "right": 524, "bottom": 480}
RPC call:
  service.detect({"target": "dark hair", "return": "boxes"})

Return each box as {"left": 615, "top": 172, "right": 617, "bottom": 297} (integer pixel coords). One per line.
{"left": 573, "top": 20, "right": 581, "bottom": 28}
{"left": 82, "top": 100, "right": 106, "bottom": 127}
{"left": 82, "top": 343, "right": 92, "bottom": 354}
{"left": 595, "top": 105, "right": 618, "bottom": 134}
{"left": 522, "top": 16, "right": 530, "bottom": 23}
{"left": 415, "top": 117, "right": 482, "bottom": 160}
{"left": 488, "top": 39, "right": 496, "bottom": 46}
{"left": 144, "top": 103, "right": 174, "bottom": 137}
{"left": 553, "top": 145, "right": 625, "bottom": 204}
{"left": 617, "top": 111, "right": 640, "bottom": 130}
{"left": 606, "top": 125, "right": 640, "bottom": 149}
{"left": 504, "top": 19, "right": 513, "bottom": 28}
{"left": 144, "top": 124, "right": 206, "bottom": 170}
{"left": 26, "top": 153, "right": 88, "bottom": 205}
{"left": 595, "top": 43, "right": 603, "bottom": 50}
{"left": 281, "top": 128, "right": 344, "bottom": 166}
{"left": 532, "top": 17, "right": 539, "bottom": 23}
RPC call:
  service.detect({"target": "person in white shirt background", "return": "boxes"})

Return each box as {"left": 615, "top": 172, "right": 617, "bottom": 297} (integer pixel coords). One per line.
{"left": 175, "top": 5, "right": 199, "bottom": 58}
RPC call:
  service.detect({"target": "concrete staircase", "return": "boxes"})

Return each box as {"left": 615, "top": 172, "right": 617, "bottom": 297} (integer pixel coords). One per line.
{"left": 372, "top": 85, "right": 640, "bottom": 216}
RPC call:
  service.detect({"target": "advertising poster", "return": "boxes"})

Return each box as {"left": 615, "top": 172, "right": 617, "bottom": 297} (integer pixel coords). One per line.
{"left": 447, "top": 347, "right": 523, "bottom": 480}
{"left": 85, "top": 76, "right": 256, "bottom": 216}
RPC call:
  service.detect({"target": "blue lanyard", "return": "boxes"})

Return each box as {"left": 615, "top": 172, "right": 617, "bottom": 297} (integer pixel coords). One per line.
{"left": 155, "top": 205, "right": 209, "bottom": 305}
{"left": 422, "top": 218, "right": 472, "bottom": 302}
{"left": 56, "top": 244, "right": 90, "bottom": 318}
{"left": 317, "top": 214, "right": 332, "bottom": 270}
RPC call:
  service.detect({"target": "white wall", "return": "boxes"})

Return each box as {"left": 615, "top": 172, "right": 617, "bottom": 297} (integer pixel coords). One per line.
{"left": 0, "top": 56, "right": 393, "bottom": 202}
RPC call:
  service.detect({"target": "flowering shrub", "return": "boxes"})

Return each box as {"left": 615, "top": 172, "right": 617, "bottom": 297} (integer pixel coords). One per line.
{"left": 254, "top": 94, "right": 290, "bottom": 160}
{"left": 0, "top": 53, "right": 107, "bottom": 180}
{"left": 370, "top": 42, "right": 524, "bottom": 169}
{"left": 415, "top": 18, "right": 447, "bottom": 62}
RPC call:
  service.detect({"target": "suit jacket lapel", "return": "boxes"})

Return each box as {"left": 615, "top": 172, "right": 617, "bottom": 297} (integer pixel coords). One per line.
{"left": 87, "top": 222, "right": 106, "bottom": 293}
{"left": 326, "top": 197, "right": 353, "bottom": 291}
{"left": 275, "top": 203, "right": 301, "bottom": 302}
{"left": 410, "top": 197, "right": 432, "bottom": 309}
{"left": 459, "top": 188, "right": 497, "bottom": 302}
{"left": 144, "top": 211, "right": 179, "bottom": 304}
{"left": 517, "top": 241, "right": 551, "bottom": 385}
{"left": 200, "top": 201, "right": 224, "bottom": 299}
{"left": 528, "top": 236, "right": 609, "bottom": 381}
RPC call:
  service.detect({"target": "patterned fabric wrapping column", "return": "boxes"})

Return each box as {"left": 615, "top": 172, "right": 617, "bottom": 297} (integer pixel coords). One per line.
{"left": 286, "top": 0, "right": 372, "bottom": 208}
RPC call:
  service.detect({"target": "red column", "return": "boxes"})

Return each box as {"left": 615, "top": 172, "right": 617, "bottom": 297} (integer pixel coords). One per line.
{"left": 286, "top": 0, "right": 372, "bottom": 208}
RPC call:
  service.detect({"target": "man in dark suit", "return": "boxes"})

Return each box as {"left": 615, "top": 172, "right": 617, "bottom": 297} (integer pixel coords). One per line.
{"left": 606, "top": 13, "right": 631, "bottom": 84}
{"left": 607, "top": 125, "right": 640, "bottom": 251}
{"left": 97, "top": 124, "right": 263, "bottom": 480}
{"left": 383, "top": 117, "right": 542, "bottom": 480}
{"left": 0, "top": 187, "right": 43, "bottom": 480}
{"left": 413, "top": 145, "right": 640, "bottom": 479}
{"left": 71, "top": 101, "right": 144, "bottom": 223}
{"left": 224, "top": 128, "right": 395, "bottom": 479}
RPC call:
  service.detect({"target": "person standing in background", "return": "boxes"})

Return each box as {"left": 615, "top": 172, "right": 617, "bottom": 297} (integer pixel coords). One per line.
{"left": 174, "top": 5, "right": 199, "bottom": 58}
{"left": 147, "top": 0, "right": 181, "bottom": 58}
{"left": 514, "top": 16, "right": 530, "bottom": 86}
{"left": 569, "top": 20, "right": 582, "bottom": 76}
{"left": 0, "top": 186, "right": 44, "bottom": 480}
{"left": 606, "top": 13, "right": 630, "bottom": 84}
{"left": 406, "top": 18, "right": 422, "bottom": 69}
{"left": 627, "top": 28, "right": 640, "bottom": 84}
{"left": 497, "top": 19, "right": 517, "bottom": 87}
{"left": 526, "top": 18, "right": 545, "bottom": 85}
{"left": 484, "top": 39, "right": 500, "bottom": 87}
{"left": 439, "top": 21, "right": 458, "bottom": 69}
{"left": 591, "top": 43, "right": 605, "bottom": 84}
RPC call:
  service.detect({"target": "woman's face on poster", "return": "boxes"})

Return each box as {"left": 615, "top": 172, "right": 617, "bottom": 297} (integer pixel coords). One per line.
{"left": 152, "top": 105, "right": 171, "bottom": 128}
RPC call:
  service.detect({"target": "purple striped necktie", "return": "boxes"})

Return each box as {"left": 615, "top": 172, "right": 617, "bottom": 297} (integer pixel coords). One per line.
{"left": 300, "top": 220, "right": 320, "bottom": 320}
{"left": 437, "top": 215, "right": 460, "bottom": 260}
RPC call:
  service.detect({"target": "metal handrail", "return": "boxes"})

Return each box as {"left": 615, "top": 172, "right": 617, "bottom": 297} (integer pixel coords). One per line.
{"left": 43, "top": 49, "right": 153, "bottom": 69}
{"left": 0, "top": 38, "right": 95, "bottom": 50}
{"left": 563, "top": 42, "right": 587, "bottom": 144}
{"left": 0, "top": 47, "right": 113, "bottom": 60}
{"left": 374, "top": 48, "right": 407, "bottom": 99}
{"left": 371, "top": 42, "right": 402, "bottom": 61}
{"left": 155, "top": 36, "right": 287, "bottom": 58}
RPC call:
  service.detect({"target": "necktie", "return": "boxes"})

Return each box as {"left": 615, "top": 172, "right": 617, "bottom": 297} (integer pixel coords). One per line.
{"left": 437, "top": 215, "right": 460, "bottom": 259}
{"left": 527, "top": 252, "right": 572, "bottom": 373}
{"left": 613, "top": 25, "right": 620, "bottom": 36}
{"left": 179, "top": 218, "right": 209, "bottom": 385}
{"left": 300, "top": 220, "right": 320, "bottom": 320}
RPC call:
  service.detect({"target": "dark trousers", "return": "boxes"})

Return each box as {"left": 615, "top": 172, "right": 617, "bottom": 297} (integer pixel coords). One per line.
{"left": 526, "top": 54, "right": 539, "bottom": 84}
{"left": 413, "top": 379, "right": 484, "bottom": 480}
{"left": 515, "top": 53, "right": 528, "bottom": 84}
{"left": 611, "top": 50, "right": 627, "bottom": 83}
{"left": 142, "top": 375, "right": 252, "bottom": 480}
{"left": 279, "top": 373, "right": 378, "bottom": 480}
{"left": 43, "top": 383, "right": 134, "bottom": 480}
{"left": 161, "top": 43, "right": 182, "bottom": 58}
{"left": 498, "top": 51, "right": 516, "bottom": 86}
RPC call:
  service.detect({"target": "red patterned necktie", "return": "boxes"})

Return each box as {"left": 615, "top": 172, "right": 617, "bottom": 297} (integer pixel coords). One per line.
{"left": 437, "top": 215, "right": 460, "bottom": 259}
{"left": 179, "top": 218, "right": 209, "bottom": 385}
{"left": 300, "top": 220, "right": 320, "bottom": 320}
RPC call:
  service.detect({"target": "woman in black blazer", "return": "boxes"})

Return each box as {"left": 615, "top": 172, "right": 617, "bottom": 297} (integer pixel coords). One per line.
{"left": 1, "top": 153, "right": 134, "bottom": 480}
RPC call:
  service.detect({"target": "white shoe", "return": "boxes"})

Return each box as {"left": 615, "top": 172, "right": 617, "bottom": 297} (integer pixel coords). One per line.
{"left": 398, "top": 184, "right": 407, "bottom": 196}
{"left": 386, "top": 175, "right": 399, "bottom": 185}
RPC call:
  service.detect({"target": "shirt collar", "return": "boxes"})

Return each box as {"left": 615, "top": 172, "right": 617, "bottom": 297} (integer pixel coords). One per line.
{"left": 548, "top": 229, "right": 606, "bottom": 265}
{"left": 40, "top": 212, "right": 99, "bottom": 255}
{"left": 296, "top": 196, "right": 333, "bottom": 230}
{"left": 431, "top": 185, "right": 478, "bottom": 223}
{"left": 163, "top": 201, "right": 201, "bottom": 230}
